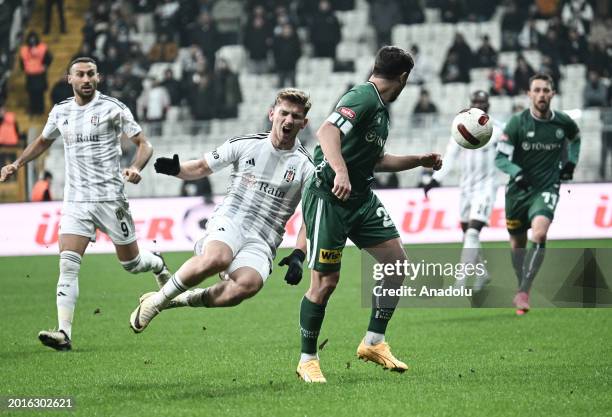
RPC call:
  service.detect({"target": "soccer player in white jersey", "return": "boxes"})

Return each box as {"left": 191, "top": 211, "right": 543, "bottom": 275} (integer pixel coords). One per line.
{"left": 0, "top": 57, "right": 171, "bottom": 351}
{"left": 422, "top": 90, "right": 503, "bottom": 291}
{"left": 129, "top": 88, "right": 314, "bottom": 333}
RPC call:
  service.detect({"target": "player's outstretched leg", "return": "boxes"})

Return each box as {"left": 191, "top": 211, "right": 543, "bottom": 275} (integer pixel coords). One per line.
{"left": 38, "top": 329, "right": 72, "bottom": 351}
{"left": 118, "top": 247, "right": 170, "bottom": 288}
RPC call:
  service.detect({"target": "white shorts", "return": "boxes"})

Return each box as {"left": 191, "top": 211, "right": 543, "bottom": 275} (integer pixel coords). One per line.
{"left": 459, "top": 187, "right": 497, "bottom": 224}
{"left": 194, "top": 215, "right": 273, "bottom": 282}
{"left": 60, "top": 200, "right": 137, "bottom": 245}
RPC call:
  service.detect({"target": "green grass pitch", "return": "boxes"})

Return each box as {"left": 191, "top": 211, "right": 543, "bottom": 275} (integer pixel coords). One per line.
{"left": 1, "top": 240, "right": 611, "bottom": 417}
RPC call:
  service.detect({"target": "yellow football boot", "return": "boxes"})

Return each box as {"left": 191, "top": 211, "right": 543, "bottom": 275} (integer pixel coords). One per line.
{"left": 296, "top": 359, "right": 327, "bottom": 383}
{"left": 356, "top": 339, "right": 408, "bottom": 372}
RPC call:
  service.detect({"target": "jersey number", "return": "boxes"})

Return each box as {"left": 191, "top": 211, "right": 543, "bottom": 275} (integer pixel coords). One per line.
{"left": 120, "top": 221, "right": 130, "bottom": 238}
{"left": 376, "top": 207, "right": 394, "bottom": 228}
{"left": 541, "top": 192, "right": 558, "bottom": 210}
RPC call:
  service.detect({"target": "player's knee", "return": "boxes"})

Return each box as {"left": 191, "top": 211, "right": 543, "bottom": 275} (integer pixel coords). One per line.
{"left": 531, "top": 230, "right": 547, "bottom": 244}
{"left": 195, "top": 252, "right": 232, "bottom": 276}
{"left": 230, "top": 279, "right": 262, "bottom": 304}
{"left": 59, "top": 251, "right": 81, "bottom": 279}
{"left": 314, "top": 272, "right": 340, "bottom": 302}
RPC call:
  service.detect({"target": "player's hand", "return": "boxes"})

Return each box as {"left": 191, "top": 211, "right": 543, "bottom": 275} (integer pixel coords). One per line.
{"left": 0, "top": 163, "right": 18, "bottom": 182}
{"left": 123, "top": 166, "right": 142, "bottom": 184}
{"left": 154, "top": 154, "right": 180, "bottom": 176}
{"left": 332, "top": 170, "right": 351, "bottom": 201}
{"left": 560, "top": 162, "right": 575, "bottom": 181}
{"left": 513, "top": 172, "right": 531, "bottom": 190}
{"left": 422, "top": 178, "right": 440, "bottom": 197}
{"left": 278, "top": 249, "right": 306, "bottom": 285}
{"left": 420, "top": 153, "right": 443, "bottom": 171}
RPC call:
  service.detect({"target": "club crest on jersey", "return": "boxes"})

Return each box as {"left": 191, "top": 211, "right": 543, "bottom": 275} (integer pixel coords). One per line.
{"left": 91, "top": 114, "right": 99, "bottom": 126}
{"left": 555, "top": 128, "right": 564, "bottom": 139}
{"left": 338, "top": 107, "right": 355, "bottom": 120}
{"left": 283, "top": 166, "right": 296, "bottom": 182}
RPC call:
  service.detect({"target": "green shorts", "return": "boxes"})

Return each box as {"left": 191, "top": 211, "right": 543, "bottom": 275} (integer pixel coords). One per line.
{"left": 302, "top": 187, "right": 400, "bottom": 272}
{"left": 505, "top": 184, "right": 560, "bottom": 235}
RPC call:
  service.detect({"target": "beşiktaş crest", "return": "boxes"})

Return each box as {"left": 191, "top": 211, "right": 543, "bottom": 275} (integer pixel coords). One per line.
{"left": 90, "top": 114, "right": 99, "bottom": 126}
{"left": 284, "top": 166, "right": 296, "bottom": 182}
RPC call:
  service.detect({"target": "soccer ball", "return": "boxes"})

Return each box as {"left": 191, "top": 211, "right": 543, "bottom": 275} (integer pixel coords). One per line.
{"left": 451, "top": 108, "right": 493, "bottom": 149}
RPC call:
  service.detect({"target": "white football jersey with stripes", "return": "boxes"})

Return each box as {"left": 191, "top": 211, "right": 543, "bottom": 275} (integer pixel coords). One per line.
{"left": 42, "top": 91, "right": 141, "bottom": 202}
{"left": 433, "top": 118, "right": 504, "bottom": 192}
{"left": 204, "top": 132, "right": 314, "bottom": 256}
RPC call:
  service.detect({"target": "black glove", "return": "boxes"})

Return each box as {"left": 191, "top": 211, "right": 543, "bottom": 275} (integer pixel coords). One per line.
{"left": 513, "top": 172, "right": 531, "bottom": 190}
{"left": 154, "top": 154, "right": 180, "bottom": 176}
{"left": 278, "top": 249, "right": 306, "bottom": 285}
{"left": 560, "top": 162, "right": 575, "bottom": 181}
{"left": 423, "top": 178, "right": 440, "bottom": 197}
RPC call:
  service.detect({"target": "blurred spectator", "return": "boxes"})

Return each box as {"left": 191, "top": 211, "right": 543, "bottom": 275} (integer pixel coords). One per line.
{"left": 181, "top": 176, "right": 214, "bottom": 204}
{"left": 32, "top": 171, "right": 53, "bottom": 202}
{"left": 0, "top": 104, "right": 20, "bottom": 146}
{"left": 399, "top": 0, "right": 424, "bottom": 24}
{"left": 440, "top": 52, "right": 469, "bottom": 83}
{"left": 412, "top": 89, "right": 438, "bottom": 127}
{"left": 513, "top": 54, "right": 535, "bottom": 94}
{"left": 473, "top": 35, "right": 498, "bottom": 68}
{"left": 309, "top": 0, "right": 341, "bottom": 59}
{"left": 448, "top": 33, "right": 473, "bottom": 70}
{"left": 583, "top": 71, "right": 608, "bottom": 108}
{"left": 440, "top": 0, "right": 465, "bottom": 23}
{"left": 213, "top": 58, "right": 242, "bottom": 119}
{"left": 81, "top": 13, "right": 97, "bottom": 51}
{"left": 538, "top": 28, "right": 562, "bottom": 64}
{"left": 518, "top": 19, "right": 541, "bottom": 50}
{"left": 20, "top": 31, "right": 52, "bottom": 115}
{"left": 148, "top": 33, "right": 178, "bottom": 63}
{"left": 534, "top": 0, "right": 560, "bottom": 18}
{"left": 586, "top": 41, "right": 610, "bottom": 78}
{"left": 0, "top": 1, "right": 16, "bottom": 53}
{"left": 561, "top": 0, "right": 594, "bottom": 36}
{"left": 154, "top": 0, "right": 180, "bottom": 39}
{"left": 212, "top": 0, "right": 242, "bottom": 45}
{"left": 408, "top": 44, "right": 431, "bottom": 85}
{"left": 189, "top": 12, "right": 220, "bottom": 70}
{"left": 0, "top": 52, "right": 9, "bottom": 104}
{"left": 44, "top": 0, "right": 66, "bottom": 34}
{"left": 601, "top": 106, "right": 612, "bottom": 179}
{"left": 115, "top": 62, "right": 144, "bottom": 116}
{"left": 373, "top": 172, "right": 399, "bottom": 189}
{"left": 98, "top": 45, "right": 121, "bottom": 75}
{"left": 273, "top": 23, "right": 302, "bottom": 87}
{"left": 465, "top": 0, "right": 496, "bottom": 21}
{"left": 179, "top": 45, "right": 208, "bottom": 81}
{"left": 161, "top": 68, "right": 182, "bottom": 106}
{"left": 539, "top": 54, "right": 561, "bottom": 94}
{"left": 187, "top": 72, "right": 215, "bottom": 133}
{"left": 562, "top": 28, "right": 587, "bottom": 65}
{"left": 141, "top": 78, "right": 170, "bottom": 136}
{"left": 133, "top": 0, "right": 155, "bottom": 33}
{"left": 244, "top": 7, "right": 273, "bottom": 74}
{"left": 489, "top": 61, "right": 514, "bottom": 96}
{"left": 370, "top": 0, "right": 402, "bottom": 49}
{"left": 50, "top": 76, "right": 72, "bottom": 104}
{"left": 501, "top": 1, "right": 525, "bottom": 51}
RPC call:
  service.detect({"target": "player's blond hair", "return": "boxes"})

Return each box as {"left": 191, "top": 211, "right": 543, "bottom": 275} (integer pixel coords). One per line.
{"left": 275, "top": 88, "right": 312, "bottom": 115}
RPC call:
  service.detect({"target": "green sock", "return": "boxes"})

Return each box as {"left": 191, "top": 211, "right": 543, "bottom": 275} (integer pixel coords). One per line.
{"left": 300, "top": 296, "right": 326, "bottom": 354}
{"left": 368, "top": 307, "right": 395, "bottom": 334}
{"left": 519, "top": 242, "right": 546, "bottom": 293}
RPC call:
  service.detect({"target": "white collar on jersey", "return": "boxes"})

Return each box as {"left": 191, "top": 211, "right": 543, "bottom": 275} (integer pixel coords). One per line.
{"left": 267, "top": 132, "right": 301, "bottom": 153}
{"left": 530, "top": 108, "right": 556, "bottom": 122}
{"left": 73, "top": 91, "right": 100, "bottom": 109}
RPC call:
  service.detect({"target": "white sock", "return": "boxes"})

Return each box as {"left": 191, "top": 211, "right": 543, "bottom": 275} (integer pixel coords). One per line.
{"left": 300, "top": 353, "right": 318, "bottom": 363}
{"left": 150, "top": 272, "right": 189, "bottom": 309}
{"left": 364, "top": 331, "right": 385, "bottom": 346}
{"left": 120, "top": 250, "right": 164, "bottom": 274}
{"left": 463, "top": 228, "right": 481, "bottom": 249}
{"left": 57, "top": 251, "right": 81, "bottom": 339}
{"left": 185, "top": 288, "right": 210, "bottom": 307}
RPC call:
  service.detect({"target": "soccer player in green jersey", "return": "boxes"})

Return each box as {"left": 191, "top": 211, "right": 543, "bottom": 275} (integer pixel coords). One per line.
{"left": 296, "top": 46, "right": 443, "bottom": 383}
{"left": 495, "top": 73, "right": 580, "bottom": 315}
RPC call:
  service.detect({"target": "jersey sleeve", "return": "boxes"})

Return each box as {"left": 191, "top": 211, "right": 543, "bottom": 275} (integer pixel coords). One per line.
{"left": 432, "top": 137, "right": 461, "bottom": 182}
{"left": 566, "top": 115, "right": 580, "bottom": 142}
{"left": 119, "top": 106, "right": 142, "bottom": 138}
{"left": 325, "top": 88, "right": 376, "bottom": 136}
{"left": 495, "top": 115, "right": 522, "bottom": 178}
{"left": 301, "top": 160, "right": 315, "bottom": 188}
{"left": 41, "top": 105, "right": 60, "bottom": 141}
{"left": 204, "top": 139, "right": 241, "bottom": 172}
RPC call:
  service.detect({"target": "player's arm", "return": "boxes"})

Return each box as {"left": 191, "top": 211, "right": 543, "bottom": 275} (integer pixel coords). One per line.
{"left": 317, "top": 121, "right": 351, "bottom": 201}
{"left": 560, "top": 121, "right": 581, "bottom": 180}
{"left": 0, "top": 134, "right": 53, "bottom": 182}
{"left": 495, "top": 117, "right": 523, "bottom": 178}
{"left": 374, "top": 152, "right": 442, "bottom": 172}
{"left": 279, "top": 220, "right": 307, "bottom": 286}
{"left": 154, "top": 154, "right": 213, "bottom": 180}
{"left": 123, "top": 132, "right": 153, "bottom": 184}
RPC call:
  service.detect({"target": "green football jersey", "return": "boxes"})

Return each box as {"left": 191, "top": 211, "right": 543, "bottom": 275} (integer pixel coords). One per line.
{"left": 310, "top": 82, "right": 389, "bottom": 202}
{"left": 498, "top": 109, "right": 580, "bottom": 189}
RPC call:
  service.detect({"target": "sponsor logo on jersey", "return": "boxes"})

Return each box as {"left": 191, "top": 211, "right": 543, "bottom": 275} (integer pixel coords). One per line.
{"left": 365, "top": 130, "right": 385, "bottom": 147}
{"left": 246, "top": 158, "right": 256, "bottom": 166}
{"left": 527, "top": 131, "right": 535, "bottom": 138}
{"left": 212, "top": 150, "right": 220, "bottom": 159}
{"left": 319, "top": 248, "right": 342, "bottom": 264}
{"left": 64, "top": 133, "right": 100, "bottom": 144}
{"left": 555, "top": 128, "right": 565, "bottom": 139}
{"left": 283, "top": 166, "right": 296, "bottom": 182}
{"left": 240, "top": 173, "right": 257, "bottom": 188}
{"left": 259, "top": 182, "right": 286, "bottom": 198}
{"left": 522, "top": 142, "right": 562, "bottom": 151}
{"left": 506, "top": 219, "right": 522, "bottom": 230}
{"left": 63, "top": 119, "right": 69, "bottom": 126}
{"left": 338, "top": 107, "right": 356, "bottom": 120}
{"left": 91, "top": 114, "right": 99, "bottom": 126}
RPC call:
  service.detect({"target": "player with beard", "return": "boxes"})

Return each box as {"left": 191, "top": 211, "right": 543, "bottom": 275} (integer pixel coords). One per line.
{"left": 0, "top": 57, "right": 170, "bottom": 351}
{"left": 296, "top": 46, "right": 443, "bottom": 383}
{"left": 495, "top": 73, "right": 580, "bottom": 315}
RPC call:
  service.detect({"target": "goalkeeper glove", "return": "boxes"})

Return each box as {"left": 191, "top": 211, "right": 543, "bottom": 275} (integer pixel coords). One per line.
{"left": 560, "top": 162, "right": 576, "bottom": 181}
{"left": 278, "top": 249, "right": 306, "bottom": 285}
{"left": 154, "top": 154, "right": 180, "bottom": 176}
{"left": 422, "top": 178, "right": 440, "bottom": 197}
{"left": 513, "top": 172, "right": 531, "bottom": 191}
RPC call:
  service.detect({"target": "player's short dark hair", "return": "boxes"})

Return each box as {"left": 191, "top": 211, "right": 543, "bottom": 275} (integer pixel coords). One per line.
{"left": 372, "top": 46, "right": 414, "bottom": 79}
{"left": 275, "top": 88, "right": 312, "bottom": 115}
{"left": 529, "top": 73, "right": 554, "bottom": 90}
{"left": 470, "top": 90, "right": 489, "bottom": 102}
{"left": 68, "top": 57, "right": 98, "bottom": 73}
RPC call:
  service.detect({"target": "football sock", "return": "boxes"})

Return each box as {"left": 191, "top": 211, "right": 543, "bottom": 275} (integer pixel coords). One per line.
{"left": 120, "top": 250, "right": 164, "bottom": 274}
{"left": 57, "top": 251, "right": 81, "bottom": 339}
{"left": 368, "top": 307, "right": 395, "bottom": 335}
{"left": 511, "top": 249, "right": 526, "bottom": 286}
{"left": 300, "top": 353, "right": 318, "bottom": 363}
{"left": 150, "top": 272, "right": 189, "bottom": 309}
{"left": 185, "top": 288, "right": 211, "bottom": 307}
{"left": 300, "top": 296, "right": 326, "bottom": 356}
{"left": 519, "top": 242, "right": 546, "bottom": 293}
{"left": 364, "top": 331, "right": 385, "bottom": 346}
